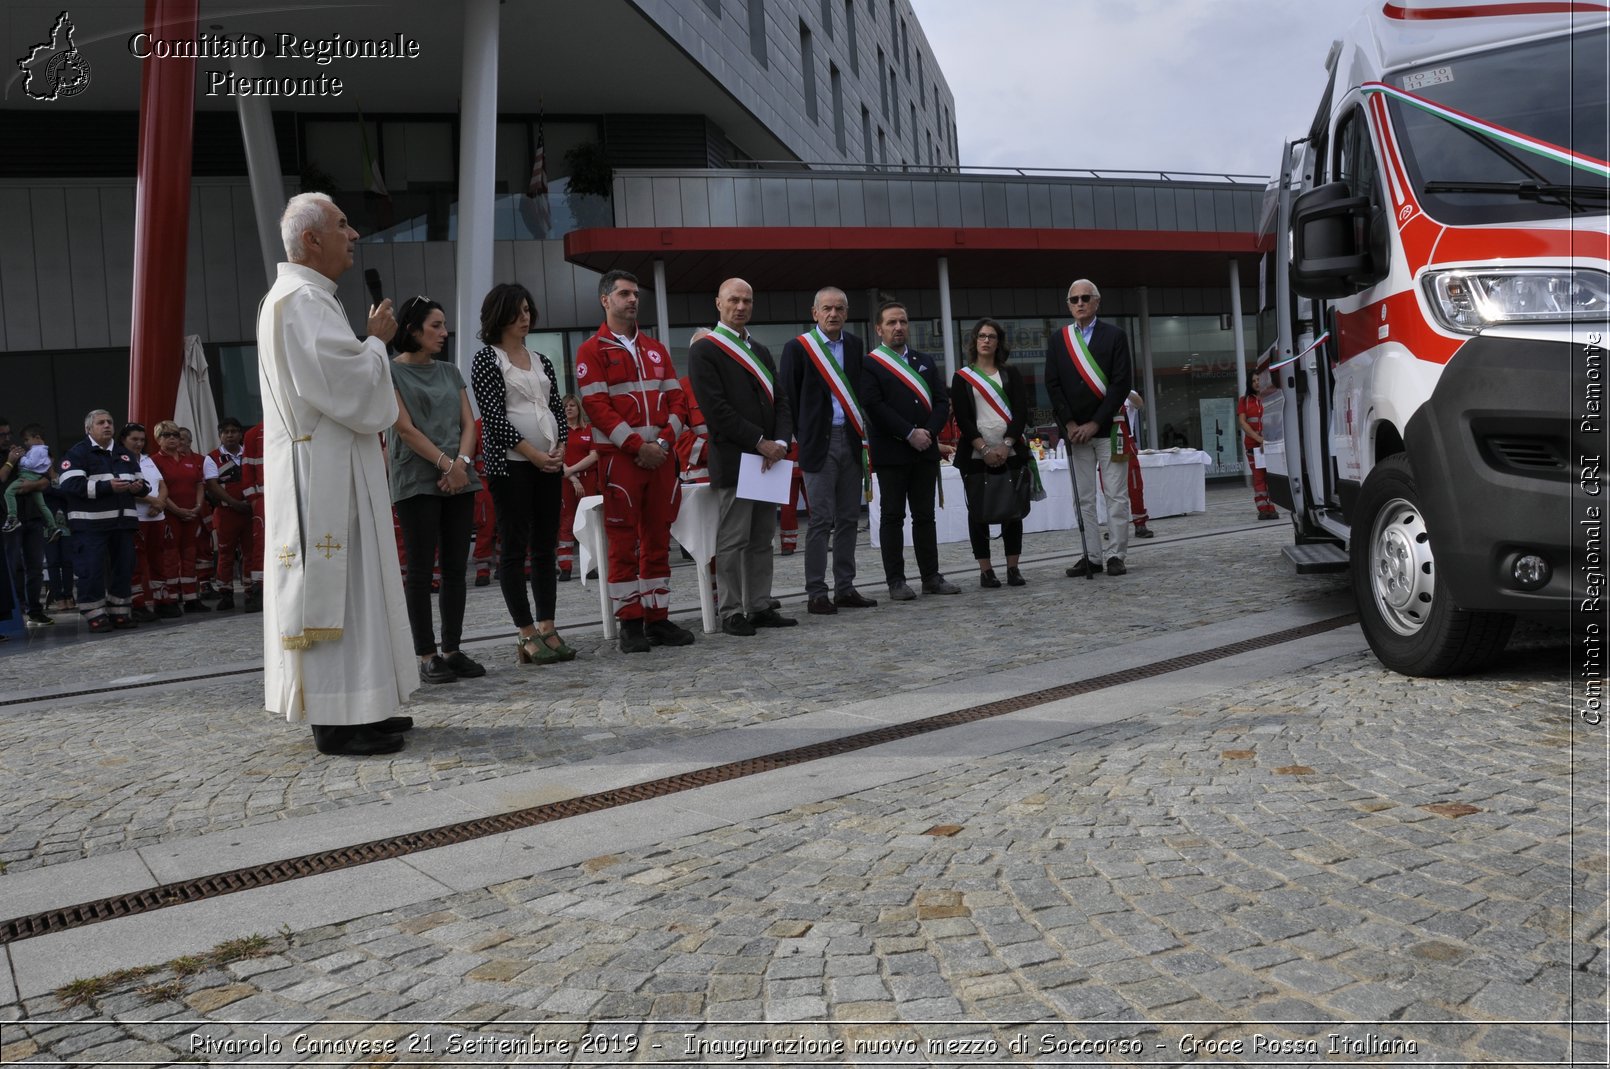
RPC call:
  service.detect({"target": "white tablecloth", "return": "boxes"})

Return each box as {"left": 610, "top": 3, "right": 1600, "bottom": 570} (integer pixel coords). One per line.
{"left": 573, "top": 484, "right": 722, "bottom": 636}
{"left": 869, "top": 450, "right": 1209, "bottom": 547}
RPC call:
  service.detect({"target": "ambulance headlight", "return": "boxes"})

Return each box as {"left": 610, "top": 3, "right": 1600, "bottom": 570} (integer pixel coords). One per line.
{"left": 1423, "top": 268, "right": 1610, "bottom": 334}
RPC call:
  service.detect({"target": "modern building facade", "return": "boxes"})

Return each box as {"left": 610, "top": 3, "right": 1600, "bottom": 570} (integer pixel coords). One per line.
{"left": 0, "top": 0, "right": 1263, "bottom": 468}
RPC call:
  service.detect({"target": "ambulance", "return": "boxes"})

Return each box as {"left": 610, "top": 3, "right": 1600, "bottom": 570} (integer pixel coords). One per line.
{"left": 1261, "top": 0, "right": 1608, "bottom": 675}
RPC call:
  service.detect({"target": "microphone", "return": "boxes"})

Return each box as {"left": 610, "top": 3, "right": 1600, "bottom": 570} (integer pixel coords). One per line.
{"left": 364, "top": 268, "right": 384, "bottom": 307}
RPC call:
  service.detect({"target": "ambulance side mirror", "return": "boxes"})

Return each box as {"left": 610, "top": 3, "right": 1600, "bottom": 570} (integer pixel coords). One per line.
{"left": 1291, "top": 181, "right": 1383, "bottom": 299}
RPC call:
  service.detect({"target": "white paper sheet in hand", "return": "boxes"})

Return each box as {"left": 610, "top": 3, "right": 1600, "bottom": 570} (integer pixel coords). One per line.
{"left": 737, "top": 454, "right": 795, "bottom": 503}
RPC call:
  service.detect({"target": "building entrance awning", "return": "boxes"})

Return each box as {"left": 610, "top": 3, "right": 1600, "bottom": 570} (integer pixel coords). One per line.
{"left": 565, "top": 226, "right": 1269, "bottom": 292}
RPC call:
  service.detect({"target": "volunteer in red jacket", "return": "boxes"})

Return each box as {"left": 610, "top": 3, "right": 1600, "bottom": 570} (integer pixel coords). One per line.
{"left": 575, "top": 269, "right": 696, "bottom": 654}
{"left": 239, "top": 420, "right": 265, "bottom": 612}
{"left": 1238, "top": 374, "right": 1280, "bottom": 520}
{"left": 152, "top": 419, "right": 212, "bottom": 612}
{"left": 205, "top": 416, "right": 251, "bottom": 610}
{"left": 556, "top": 394, "right": 600, "bottom": 581}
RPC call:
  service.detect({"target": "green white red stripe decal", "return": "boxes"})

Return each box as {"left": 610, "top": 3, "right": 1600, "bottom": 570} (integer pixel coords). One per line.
{"left": 867, "top": 345, "right": 933, "bottom": 410}
{"left": 1063, "top": 325, "right": 1108, "bottom": 398}
{"left": 1363, "top": 81, "right": 1610, "bottom": 179}
{"left": 957, "top": 366, "right": 1013, "bottom": 424}
{"left": 799, "top": 329, "right": 867, "bottom": 437}
{"left": 707, "top": 324, "right": 775, "bottom": 400}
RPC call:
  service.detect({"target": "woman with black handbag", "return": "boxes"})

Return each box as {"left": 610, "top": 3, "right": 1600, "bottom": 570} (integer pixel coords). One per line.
{"left": 953, "top": 318, "right": 1033, "bottom": 588}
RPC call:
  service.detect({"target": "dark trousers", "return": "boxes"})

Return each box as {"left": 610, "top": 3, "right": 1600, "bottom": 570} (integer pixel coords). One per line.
{"left": 394, "top": 492, "right": 475, "bottom": 655}
{"left": 800, "top": 427, "right": 863, "bottom": 598}
{"left": 968, "top": 516, "right": 1023, "bottom": 562}
{"left": 490, "top": 463, "right": 561, "bottom": 628}
{"left": 876, "top": 460, "right": 940, "bottom": 586}
{"left": 3, "top": 520, "right": 46, "bottom": 615}
{"left": 69, "top": 525, "right": 135, "bottom": 618}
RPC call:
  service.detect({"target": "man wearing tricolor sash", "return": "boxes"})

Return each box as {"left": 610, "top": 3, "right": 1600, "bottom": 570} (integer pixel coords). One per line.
{"left": 1044, "top": 279, "right": 1135, "bottom": 577}
{"left": 779, "top": 286, "right": 878, "bottom": 616}
{"left": 861, "top": 301, "right": 959, "bottom": 600}
{"left": 689, "top": 278, "right": 796, "bottom": 636}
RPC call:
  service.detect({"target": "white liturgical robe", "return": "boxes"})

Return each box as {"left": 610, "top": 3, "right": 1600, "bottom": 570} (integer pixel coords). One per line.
{"left": 257, "top": 262, "right": 417, "bottom": 724}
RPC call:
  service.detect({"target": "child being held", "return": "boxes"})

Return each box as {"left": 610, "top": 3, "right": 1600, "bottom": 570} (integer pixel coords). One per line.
{"left": 2, "top": 427, "right": 67, "bottom": 541}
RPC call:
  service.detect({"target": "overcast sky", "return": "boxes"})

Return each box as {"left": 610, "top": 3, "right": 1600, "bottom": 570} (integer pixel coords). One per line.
{"left": 912, "top": 0, "right": 1371, "bottom": 179}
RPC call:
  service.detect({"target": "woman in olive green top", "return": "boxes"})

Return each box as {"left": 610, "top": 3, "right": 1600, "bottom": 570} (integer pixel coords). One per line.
{"left": 389, "top": 296, "right": 486, "bottom": 684}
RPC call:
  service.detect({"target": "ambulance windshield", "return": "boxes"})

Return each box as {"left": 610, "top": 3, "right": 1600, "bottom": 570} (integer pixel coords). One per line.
{"left": 1387, "top": 27, "right": 1608, "bottom": 225}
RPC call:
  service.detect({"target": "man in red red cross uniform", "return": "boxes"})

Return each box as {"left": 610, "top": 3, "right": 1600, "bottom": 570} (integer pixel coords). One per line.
{"left": 239, "top": 420, "right": 266, "bottom": 612}
{"left": 576, "top": 269, "right": 696, "bottom": 654}
{"left": 204, "top": 416, "right": 252, "bottom": 609}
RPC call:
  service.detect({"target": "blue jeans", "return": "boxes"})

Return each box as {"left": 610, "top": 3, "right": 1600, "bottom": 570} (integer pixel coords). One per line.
{"left": 2, "top": 519, "right": 46, "bottom": 615}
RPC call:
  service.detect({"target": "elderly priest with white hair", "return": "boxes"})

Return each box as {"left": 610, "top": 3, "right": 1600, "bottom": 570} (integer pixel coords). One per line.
{"left": 256, "top": 192, "right": 417, "bottom": 756}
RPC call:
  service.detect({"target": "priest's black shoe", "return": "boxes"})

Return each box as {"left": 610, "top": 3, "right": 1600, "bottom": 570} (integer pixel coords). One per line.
{"left": 375, "top": 716, "right": 415, "bottom": 733}
{"left": 312, "top": 724, "right": 405, "bottom": 756}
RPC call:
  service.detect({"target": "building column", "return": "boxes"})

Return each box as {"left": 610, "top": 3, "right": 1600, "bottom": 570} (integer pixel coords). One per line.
{"left": 937, "top": 255, "right": 956, "bottom": 379}
{"left": 128, "top": 0, "right": 198, "bottom": 431}
{"left": 1138, "top": 285, "right": 1158, "bottom": 450}
{"left": 234, "top": 36, "right": 283, "bottom": 288}
{"left": 1229, "top": 258, "right": 1250, "bottom": 482}
{"left": 456, "top": 0, "right": 499, "bottom": 379}
{"left": 653, "top": 258, "right": 671, "bottom": 348}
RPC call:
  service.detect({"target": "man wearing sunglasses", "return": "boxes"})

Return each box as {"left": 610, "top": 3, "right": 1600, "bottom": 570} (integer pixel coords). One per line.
{"left": 1044, "top": 279, "right": 1135, "bottom": 577}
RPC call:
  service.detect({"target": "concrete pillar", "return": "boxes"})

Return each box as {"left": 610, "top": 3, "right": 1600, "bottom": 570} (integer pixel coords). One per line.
{"left": 937, "top": 255, "right": 956, "bottom": 378}
{"left": 1138, "top": 286, "right": 1158, "bottom": 450}
{"left": 233, "top": 36, "right": 283, "bottom": 288}
{"left": 455, "top": 0, "right": 499, "bottom": 380}
{"left": 128, "top": 0, "right": 198, "bottom": 431}
{"left": 1229, "top": 259, "right": 1249, "bottom": 479}
{"left": 653, "top": 258, "right": 671, "bottom": 347}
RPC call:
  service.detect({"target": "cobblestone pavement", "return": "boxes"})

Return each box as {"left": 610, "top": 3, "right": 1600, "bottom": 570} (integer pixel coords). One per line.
{"left": 1, "top": 487, "right": 1602, "bottom": 1066}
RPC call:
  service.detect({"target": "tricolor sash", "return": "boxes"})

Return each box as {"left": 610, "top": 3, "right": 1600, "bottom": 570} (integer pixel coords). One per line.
{"left": 798, "top": 327, "right": 872, "bottom": 495}
{"left": 707, "top": 323, "right": 774, "bottom": 400}
{"left": 866, "top": 345, "right": 932, "bottom": 410}
{"left": 1063, "top": 325, "right": 1108, "bottom": 398}
{"left": 957, "top": 366, "right": 1012, "bottom": 425}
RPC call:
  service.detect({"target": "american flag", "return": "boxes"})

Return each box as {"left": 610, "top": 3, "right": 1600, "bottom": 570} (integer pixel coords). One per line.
{"left": 526, "top": 108, "right": 551, "bottom": 237}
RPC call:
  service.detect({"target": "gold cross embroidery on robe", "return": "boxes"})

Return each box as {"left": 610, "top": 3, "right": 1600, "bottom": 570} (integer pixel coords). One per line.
{"left": 315, "top": 533, "right": 343, "bottom": 560}
{"left": 277, "top": 545, "right": 298, "bottom": 568}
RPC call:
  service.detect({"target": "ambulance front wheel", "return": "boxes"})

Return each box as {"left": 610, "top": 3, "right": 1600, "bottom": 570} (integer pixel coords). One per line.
{"left": 1350, "top": 455, "right": 1514, "bottom": 677}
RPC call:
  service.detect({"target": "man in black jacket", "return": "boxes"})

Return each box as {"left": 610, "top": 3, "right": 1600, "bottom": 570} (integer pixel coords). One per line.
{"left": 778, "top": 286, "right": 878, "bottom": 616}
{"left": 861, "top": 301, "right": 959, "bottom": 600}
{"left": 1044, "top": 279, "right": 1135, "bottom": 576}
{"left": 689, "top": 278, "right": 797, "bottom": 636}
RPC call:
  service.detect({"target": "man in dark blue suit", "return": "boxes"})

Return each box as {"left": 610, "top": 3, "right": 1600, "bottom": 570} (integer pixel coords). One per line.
{"left": 861, "top": 301, "right": 959, "bottom": 600}
{"left": 1044, "top": 278, "right": 1135, "bottom": 577}
{"left": 779, "top": 287, "right": 878, "bottom": 616}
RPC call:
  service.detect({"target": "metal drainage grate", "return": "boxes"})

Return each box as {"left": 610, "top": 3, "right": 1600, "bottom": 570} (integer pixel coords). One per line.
{"left": 0, "top": 613, "right": 1357, "bottom": 945}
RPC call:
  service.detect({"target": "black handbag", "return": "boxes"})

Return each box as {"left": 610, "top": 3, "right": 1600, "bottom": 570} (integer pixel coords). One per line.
{"left": 963, "top": 464, "right": 1032, "bottom": 523}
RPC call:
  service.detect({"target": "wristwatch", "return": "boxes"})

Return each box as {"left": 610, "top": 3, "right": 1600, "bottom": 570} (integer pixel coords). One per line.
{"left": 457, "top": 454, "right": 472, "bottom": 467}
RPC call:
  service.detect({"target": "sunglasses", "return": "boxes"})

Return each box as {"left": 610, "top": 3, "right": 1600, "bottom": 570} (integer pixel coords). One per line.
{"left": 1067, "top": 294, "right": 1097, "bottom": 304}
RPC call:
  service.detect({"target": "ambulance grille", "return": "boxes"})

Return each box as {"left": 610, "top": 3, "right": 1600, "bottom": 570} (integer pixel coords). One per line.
{"left": 1484, "top": 436, "right": 1567, "bottom": 473}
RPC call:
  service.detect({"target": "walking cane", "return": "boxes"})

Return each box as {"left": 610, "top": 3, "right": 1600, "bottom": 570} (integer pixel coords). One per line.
{"left": 1065, "top": 443, "right": 1095, "bottom": 580}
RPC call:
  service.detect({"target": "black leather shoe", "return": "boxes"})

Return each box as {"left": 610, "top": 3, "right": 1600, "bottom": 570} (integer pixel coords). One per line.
{"left": 979, "top": 569, "right": 1001, "bottom": 589}
{"left": 645, "top": 619, "right": 696, "bottom": 646}
{"left": 808, "top": 595, "right": 837, "bottom": 615}
{"left": 374, "top": 716, "right": 415, "bottom": 733}
{"left": 243, "top": 585, "right": 263, "bottom": 613}
{"left": 749, "top": 607, "right": 797, "bottom": 628}
{"left": 111, "top": 615, "right": 137, "bottom": 629}
{"left": 443, "top": 651, "right": 486, "bottom": 678}
{"left": 184, "top": 599, "right": 213, "bottom": 613}
{"left": 474, "top": 572, "right": 491, "bottom": 587}
{"left": 1065, "top": 558, "right": 1103, "bottom": 578}
{"left": 619, "top": 618, "right": 652, "bottom": 654}
{"left": 721, "top": 613, "right": 756, "bottom": 636}
{"left": 1133, "top": 524, "right": 1155, "bottom": 539}
{"left": 1106, "top": 557, "right": 1128, "bottom": 576}
{"left": 557, "top": 568, "right": 572, "bottom": 582}
{"left": 156, "top": 603, "right": 184, "bottom": 619}
{"left": 833, "top": 589, "right": 878, "bottom": 608}
{"left": 216, "top": 591, "right": 236, "bottom": 610}
{"left": 313, "top": 724, "right": 405, "bottom": 756}
{"left": 419, "top": 655, "right": 458, "bottom": 684}
{"left": 1007, "top": 567, "right": 1027, "bottom": 587}
{"left": 132, "top": 606, "right": 160, "bottom": 623}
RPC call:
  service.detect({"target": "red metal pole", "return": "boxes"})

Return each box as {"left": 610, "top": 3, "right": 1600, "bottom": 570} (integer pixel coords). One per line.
{"left": 127, "top": 0, "right": 198, "bottom": 431}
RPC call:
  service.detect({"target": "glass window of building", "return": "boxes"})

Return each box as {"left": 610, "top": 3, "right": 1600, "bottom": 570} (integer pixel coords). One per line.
{"left": 800, "top": 22, "right": 818, "bottom": 122}
{"left": 748, "top": 0, "right": 768, "bottom": 67}
{"left": 820, "top": 0, "right": 833, "bottom": 37}
{"left": 1146, "top": 314, "right": 1258, "bottom": 475}
{"left": 845, "top": 0, "right": 858, "bottom": 74}
{"left": 831, "top": 65, "right": 846, "bottom": 152}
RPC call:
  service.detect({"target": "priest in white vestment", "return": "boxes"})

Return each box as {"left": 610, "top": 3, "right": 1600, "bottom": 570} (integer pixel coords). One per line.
{"left": 257, "top": 192, "right": 418, "bottom": 756}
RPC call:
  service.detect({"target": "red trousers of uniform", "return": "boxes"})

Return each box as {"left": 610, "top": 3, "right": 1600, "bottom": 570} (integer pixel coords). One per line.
{"left": 195, "top": 504, "right": 216, "bottom": 588}
{"left": 601, "top": 453, "right": 680, "bottom": 622}
{"left": 1248, "top": 444, "right": 1274, "bottom": 515}
{"left": 133, "top": 521, "right": 171, "bottom": 606}
{"left": 161, "top": 515, "right": 202, "bottom": 601}
{"left": 559, "top": 478, "right": 583, "bottom": 574}
{"left": 778, "top": 466, "right": 806, "bottom": 553}
{"left": 473, "top": 483, "right": 497, "bottom": 576}
{"left": 1118, "top": 420, "right": 1149, "bottom": 526}
{"left": 212, "top": 505, "right": 250, "bottom": 591}
{"left": 247, "top": 496, "right": 265, "bottom": 583}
